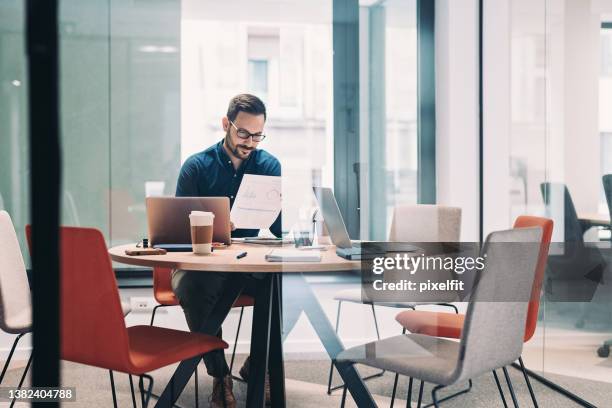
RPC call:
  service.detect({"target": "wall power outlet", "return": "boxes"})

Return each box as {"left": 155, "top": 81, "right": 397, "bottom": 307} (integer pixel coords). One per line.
{"left": 130, "top": 297, "right": 155, "bottom": 313}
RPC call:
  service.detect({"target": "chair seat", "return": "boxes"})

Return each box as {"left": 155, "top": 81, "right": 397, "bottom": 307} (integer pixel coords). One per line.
{"left": 125, "top": 325, "right": 228, "bottom": 374}
{"left": 336, "top": 334, "right": 461, "bottom": 385}
{"left": 154, "top": 288, "right": 180, "bottom": 306}
{"left": 154, "top": 291, "right": 253, "bottom": 308}
{"left": 233, "top": 294, "right": 254, "bottom": 308}
{"left": 334, "top": 288, "right": 431, "bottom": 308}
{"left": 2, "top": 309, "right": 32, "bottom": 334}
{"left": 396, "top": 310, "right": 464, "bottom": 339}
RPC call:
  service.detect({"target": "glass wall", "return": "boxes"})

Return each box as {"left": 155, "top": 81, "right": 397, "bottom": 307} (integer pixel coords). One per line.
{"left": 1, "top": 0, "right": 421, "bottom": 255}
{"left": 1, "top": 0, "right": 181, "bottom": 259}
{"left": 490, "top": 0, "right": 612, "bottom": 400}
{"left": 0, "top": 1, "right": 29, "bottom": 260}
{"left": 60, "top": 0, "right": 181, "bottom": 248}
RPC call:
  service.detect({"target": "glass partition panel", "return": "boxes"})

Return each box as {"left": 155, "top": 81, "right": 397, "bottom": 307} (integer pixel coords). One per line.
{"left": 0, "top": 1, "right": 29, "bottom": 262}
{"left": 502, "top": 0, "right": 612, "bottom": 403}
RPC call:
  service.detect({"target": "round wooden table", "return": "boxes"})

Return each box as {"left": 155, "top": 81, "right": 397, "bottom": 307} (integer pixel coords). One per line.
{"left": 108, "top": 243, "right": 376, "bottom": 408}
{"left": 108, "top": 243, "right": 359, "bottom": 273}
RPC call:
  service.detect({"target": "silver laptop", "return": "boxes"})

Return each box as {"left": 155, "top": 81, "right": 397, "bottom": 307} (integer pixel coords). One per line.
{"left": 146, "top": 197, "right": 232, "bottom": 250}
{"left": 312, "top": 187, "right": 418, "bottom": 259}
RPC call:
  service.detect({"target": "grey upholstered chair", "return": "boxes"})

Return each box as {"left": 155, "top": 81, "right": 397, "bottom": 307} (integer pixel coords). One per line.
{"left": 336, "top": 226, "right": 542, "bottom": 408}
{"left": 327, "top": 205, "right": 462, "bottom": 393}
{"left": 0, "top": 211, "right": 33, "bottom": 389}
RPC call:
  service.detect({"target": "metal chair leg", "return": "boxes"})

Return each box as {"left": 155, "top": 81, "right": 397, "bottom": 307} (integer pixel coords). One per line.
{"left": 130, "top": 374, "right": 138, "bottom": 408}
{"left": 370, "top": 304, "right": 382, "bottom": 340}
{"left": 416, "top": 380, "right": 425, "bottom": 408}
{"left": 328, "top": 303, "right": 386, "bottom": 394}
{"left": 406, "top": 377, "right": 413, "bottom": 408}
{"left": 340, "top": 385, "right": 348, "bottom": 408}
{"left": 195, "top": 364, "right": 199, "bottom": 408}
{"left": 431, "top": 385, "right": 445, "bottom": 408}
{"left": 0, "top": 333, "right": 25, "bottom": 385}
{"left": 9, "top": 352, "right": 32, "bottom": 408}
{"left": 502, "top": 367, "right": 520, "bottom": 408}
{"left": 389, "top": 328, "right": 408, "bottom": 408}
{"left": 139, "top": 376, "right": 147, "bottom": 408}
{"left": 230, "top": 306, "right": 245, "bottom": 383}
{"left": 390, "top": 373, "right": 400, "bottom": 408}
{"left": 422, "top": 379, "right": 472, "bottom": 408}
{"left": 140, "top": 374, "right": 154, "bottom": 408}
{"left": 493, "top": 370, "right": 509, "bottom": 408}
{"left": 510, "top": 361, "right": 596, "bottom": 408}
{"left": 109, "top": 370, "right": 118, "bottom": 408}
{"left": 327, "top": 300, "right": 342, "bottom": 394}
{"left": 518, "top": 357, "right": 538, "bottom": 408}
{"left": 150, "top": 304, "right": 164, "bottom": 326}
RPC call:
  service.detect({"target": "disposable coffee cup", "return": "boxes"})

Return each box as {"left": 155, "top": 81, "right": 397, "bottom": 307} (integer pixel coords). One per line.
{"left": 189, "top": 211, "right": 214, "bottom": 255}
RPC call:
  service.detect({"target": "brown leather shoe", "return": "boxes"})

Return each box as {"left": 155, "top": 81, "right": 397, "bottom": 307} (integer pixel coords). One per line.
{"left": 239, "top": 357, "right": 271, "bottom": 406}
{"left": 209, "top": 376, "right": 236, "bottom": 408}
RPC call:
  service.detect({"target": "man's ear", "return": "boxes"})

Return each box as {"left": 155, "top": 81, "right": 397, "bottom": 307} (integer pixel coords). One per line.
{"left": 222, "top": 116, "right": 229, "bottom": 132}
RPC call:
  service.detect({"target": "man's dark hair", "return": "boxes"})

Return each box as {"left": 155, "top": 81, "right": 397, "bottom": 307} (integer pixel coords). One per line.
{"left": 226, "top": 94, "right": 267, "bottom": 122}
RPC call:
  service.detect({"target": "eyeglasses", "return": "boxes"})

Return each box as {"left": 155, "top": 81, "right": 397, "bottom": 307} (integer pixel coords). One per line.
{"left": 229, "top": 120, "right": 266, "bottom": 142}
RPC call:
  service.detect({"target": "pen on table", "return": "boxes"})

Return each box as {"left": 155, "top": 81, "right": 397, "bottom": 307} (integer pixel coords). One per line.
{"left": 236, "top": 251, "right": 248, "bottom": 259}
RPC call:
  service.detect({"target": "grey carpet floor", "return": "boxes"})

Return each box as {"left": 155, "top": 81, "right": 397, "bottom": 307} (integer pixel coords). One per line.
{"left": 3, "top": 354, "right": 612, "bottom": 407}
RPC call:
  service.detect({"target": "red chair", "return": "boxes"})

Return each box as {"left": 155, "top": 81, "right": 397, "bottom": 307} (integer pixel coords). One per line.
{"left": 53, "top": 226, "right": 228, "bottom": 407}
{"left": 394, "top": 215, "right": 553, "bottom": 406}
{"left": 150, "top": 268, "right": 254, "bottom": 383}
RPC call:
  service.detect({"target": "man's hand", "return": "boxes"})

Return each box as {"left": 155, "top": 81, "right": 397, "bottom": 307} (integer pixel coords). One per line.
{"left": 230, "top": 221, "right": 237, "bottom": 231}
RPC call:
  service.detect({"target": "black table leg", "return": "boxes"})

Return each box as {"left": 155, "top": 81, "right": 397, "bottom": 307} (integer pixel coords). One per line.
{"left": 268, "top": 274, "right": 286, "bottom": 406}
{"left": 154, "top": 275, "right": 247, "bottom": 408}
{"left": 246, "top": 274, "right": 274, "bottom": 407}
{"left": 283, "top": 273, "right": 377, "bottom": 408}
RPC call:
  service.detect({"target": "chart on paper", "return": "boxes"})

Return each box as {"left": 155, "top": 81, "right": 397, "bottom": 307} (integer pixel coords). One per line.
{"left": 230, "top": 174, "right": 282, "bottom": 229}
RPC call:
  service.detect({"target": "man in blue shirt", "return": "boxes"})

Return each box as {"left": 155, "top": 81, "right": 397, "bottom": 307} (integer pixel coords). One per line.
{"left": 172, "top": 94, "right": 280, "bottom": 407}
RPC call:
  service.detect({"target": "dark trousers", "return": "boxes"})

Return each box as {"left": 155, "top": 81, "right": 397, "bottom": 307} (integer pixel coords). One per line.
{"left": 171, "top": 270, "right": 301, "bottom": 378}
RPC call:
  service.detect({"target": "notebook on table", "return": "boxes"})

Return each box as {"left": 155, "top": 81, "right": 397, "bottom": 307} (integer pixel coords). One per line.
{"left": 265, "top": 249, "right": 322, "bottom": 262}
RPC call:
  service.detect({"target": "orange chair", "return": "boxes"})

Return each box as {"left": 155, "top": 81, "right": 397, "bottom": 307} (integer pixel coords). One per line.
{"left": 394, "top": 215, "right": 553, "bottom": 407}
{"left": 150, "top": 267, "right": 254, "bottom": 383}
{"left": 53, "top": 226, "right": 228, "bottom": 407}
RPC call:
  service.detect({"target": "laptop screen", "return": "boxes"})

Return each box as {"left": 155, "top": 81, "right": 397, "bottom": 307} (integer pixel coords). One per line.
{"left": 312, "top": 187, "right": 352, "bottom": 249}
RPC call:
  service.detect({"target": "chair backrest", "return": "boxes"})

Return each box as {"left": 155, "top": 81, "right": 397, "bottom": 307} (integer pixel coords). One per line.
{"left": 28, "top": 226, "right": 132, "bottom": 371}
{"left": 603, "top": 174, "right": 612, "bottom": 223}
{"left": 388, "top": 205, "right": 461, "bottom": 242}
{"left": 540, "top": 182, "right": 582, "bottom": 243}
{"left": 455, "top": 227, "right": 542, "bottom": 382}
{"left": 153, "top": 267, "right": 174, "bottom": 303}
{"left": 513, "top": 216, "right": 553, "bottom": 342}
{"left": 0, "top": 211, "right": 32, "bottom": 333}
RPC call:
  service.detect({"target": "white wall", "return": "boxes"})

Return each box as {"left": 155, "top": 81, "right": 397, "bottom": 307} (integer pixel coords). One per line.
{"left": 558, "top": 0, "right": 602, "bottom": 214}
{"left": 483, "top": 0, "right": 512, "bottom": 234}
{"left": 435, "top": 0, "right": 480, "bottom": 241}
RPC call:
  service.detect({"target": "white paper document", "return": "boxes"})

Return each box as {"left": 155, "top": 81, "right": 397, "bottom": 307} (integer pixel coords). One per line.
{"left": 230, "top": 174, "right": 282, "bottom": 229}
{"left": 265, "top": 249, "right": 321, "bottom": 262}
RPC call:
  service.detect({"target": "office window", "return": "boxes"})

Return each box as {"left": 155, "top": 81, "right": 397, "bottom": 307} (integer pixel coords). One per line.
{"left": 359, "top": 0, "right": 418, "bottom": 240}
{"left": 181, "top": 0, "right": 333, "bottom": 231}
{"left": 248, "top": 59, "right": 269, "bottom": 101}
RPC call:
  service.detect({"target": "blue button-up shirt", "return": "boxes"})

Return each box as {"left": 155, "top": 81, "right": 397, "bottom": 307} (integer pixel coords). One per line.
{"left": 176, "top": 140, "right": 282, "bottom": 238}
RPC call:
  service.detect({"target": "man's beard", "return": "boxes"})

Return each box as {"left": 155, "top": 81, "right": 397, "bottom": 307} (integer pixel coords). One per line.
{"left": 225, "top": 130, "right": 254, "bottom": 160}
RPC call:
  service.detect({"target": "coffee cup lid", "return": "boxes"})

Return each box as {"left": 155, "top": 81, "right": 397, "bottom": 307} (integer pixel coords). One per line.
{"left": 190, "top": 210, "right": 214, "bottom": 218}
